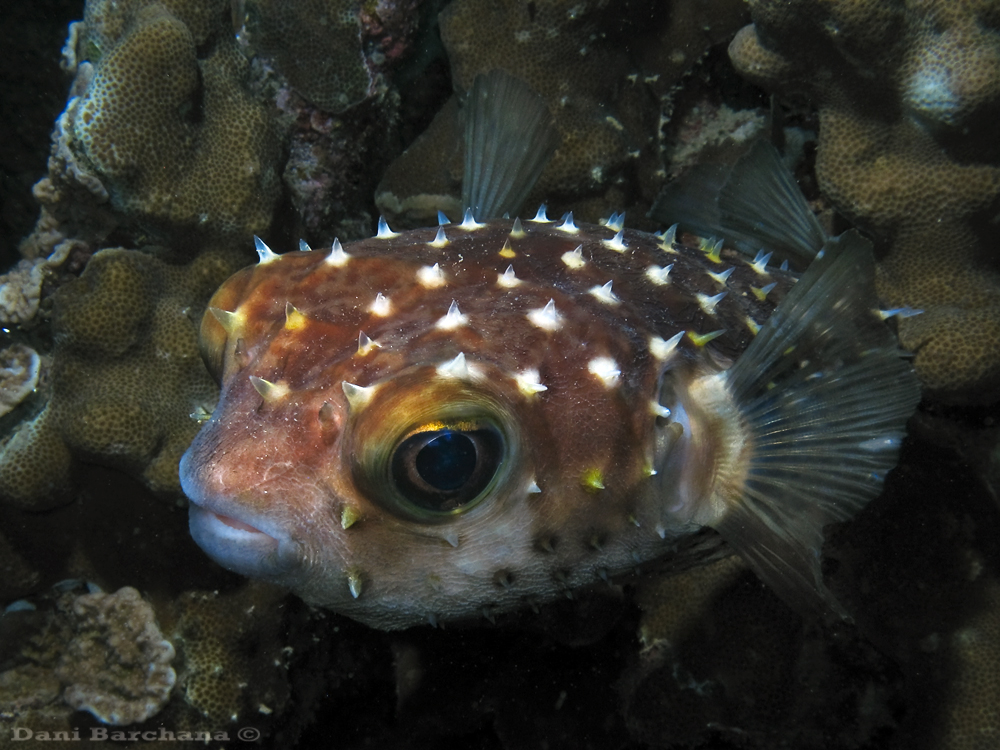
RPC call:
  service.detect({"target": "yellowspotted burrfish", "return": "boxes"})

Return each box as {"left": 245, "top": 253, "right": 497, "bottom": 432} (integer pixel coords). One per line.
{"left": 180, "top": 74, "right": 921, "bottom": 631}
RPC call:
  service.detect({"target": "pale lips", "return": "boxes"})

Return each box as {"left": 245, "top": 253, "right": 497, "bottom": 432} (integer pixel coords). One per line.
{"left": 214, "top": 511, "right": 265, "bottom": 534}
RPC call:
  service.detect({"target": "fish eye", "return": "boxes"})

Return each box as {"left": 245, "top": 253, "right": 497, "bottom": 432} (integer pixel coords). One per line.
{"left": 390, "top": 423, "right": 504, "bottom": 513}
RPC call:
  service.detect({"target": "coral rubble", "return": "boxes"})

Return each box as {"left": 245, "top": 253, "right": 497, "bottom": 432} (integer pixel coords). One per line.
{"left": 1, "top": 585, "right": 174, "bottom": 728}
{"left": 56, "top": 587, "right": 176, "bottom": 725}
{"left": 729, "top": 0, "right": 1000, "bottom": 402}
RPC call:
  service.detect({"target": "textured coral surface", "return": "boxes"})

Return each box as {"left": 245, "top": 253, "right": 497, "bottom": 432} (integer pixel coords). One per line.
{"left": 729, "top": 0, "right": 1000, "bottom": 402}
{"left": 70, "top": 0, "right": 282, "bottom": 246}
{"left": 0, "top": 246, "right": 245, "bottom": 509}
{"left": 1, "top": 0, "right": 999, "bottom": 748}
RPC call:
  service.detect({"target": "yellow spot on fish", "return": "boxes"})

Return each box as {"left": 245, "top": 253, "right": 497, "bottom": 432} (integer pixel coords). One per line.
{"left": 347, "top": 569, "right": 363, "bottom": 598}
{"left": 688, "top": 330, "right": 725, "bottom": 347}
{"left": 357, "top": 331, "right": 380, "bottom": 356}
{"left": 708, "top": 267, "right": 734, "bottom": 286}
{"left": 499, "top": 239, "right": 516, "bottom": 259}
{"left": 581, "top": 467, "right": 605, "bottom": 492}
{"left": 250, "top": 376, "right": 289, "bottom": 401}
{"left": 341, "top": 505, "right": 360, "bottom": 529}
{"left": 749, "top": 250, "right": 772, "bottom": 275}
{"left": 459, "top": 208, "right": 485, "bottom": 231}
{"left": 514, "top": 369, "right": 547, "bottom": 396}
{"left": 284, "top": 302, "right": 308, "bottom": 330}
{"left": 700, "top": 237, "right": 723, "bottom": 263}
{"left": 342, "top": 381, "right": 376, "bottom": 412}
{"left": 746, "top": 317, "right": 761, "bottom": 335}
{"left": 657, "top": 224, "right": 678, "bottom": 253}
{"left": 428, "top": 227, "right": 449, "bottom": 248}
{"left": 209, "top": 306, "right": 245, "bottom": 336}
{"left": 752, "top": 281, "right": 778, "bottom": 301}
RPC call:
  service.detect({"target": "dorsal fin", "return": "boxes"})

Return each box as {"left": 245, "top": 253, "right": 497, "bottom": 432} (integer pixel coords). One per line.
{"left": 650, "top": 140, "right": 826, "bottom": 269}
{"left": 461, "top": 70, "right": 558, "bottom": 221}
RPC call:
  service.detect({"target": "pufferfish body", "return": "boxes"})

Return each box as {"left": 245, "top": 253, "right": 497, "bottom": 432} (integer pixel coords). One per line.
{"left": 180, "top": 206, "right": 920, "bottom": 630}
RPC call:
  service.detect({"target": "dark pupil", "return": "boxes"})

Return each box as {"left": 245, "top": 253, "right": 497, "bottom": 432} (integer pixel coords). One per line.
{"left": 391, "top": 426, "right": 502, "bottom": 513}
{"left": 415, "top": 431, "right": 476, "bottom": 491}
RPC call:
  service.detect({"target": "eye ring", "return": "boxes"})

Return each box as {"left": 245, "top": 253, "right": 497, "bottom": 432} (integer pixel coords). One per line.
{"left": 390, "top": 423, "right": 504, "bottom": 514}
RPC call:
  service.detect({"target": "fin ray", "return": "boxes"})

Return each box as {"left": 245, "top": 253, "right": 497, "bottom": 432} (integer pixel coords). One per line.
{"left": 651, "top": 140, "right": 826, "bottom": 268}
{"left": 462, "top": 70, "right": 558, "bottom": 221}
{"left": 707, "top": 231, "right": 920, "bottom": 617}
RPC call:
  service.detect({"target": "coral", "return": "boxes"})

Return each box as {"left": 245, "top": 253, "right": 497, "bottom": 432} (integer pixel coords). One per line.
{"left": 728, "top": 0, "right": 1000, "bottom": 402}
{"left": 0, "top": 345, "right": 40, "bottom": 419}
{"left": 376, "top": 0, "right": 748, "bottom": 226}
{"left": 0, "top": 579, "right": 328, "bottom": 745}
{"left": 940, "top": 578, "right": 1000, "bottom": 750}
{"left": 166, "top": 582, "right": 292, "bottom": 724}
{"left": 0, "top": 246, "right": 246, "bottom": 509}
{"left": 0, "top": 242, "right": 78, "bottom": 326}
{"left": 55, "top": 586, "right": 176, "bottom": 725}
{"left": 0, "top": 584, "right": 174, "bottom": 728}
{"left": 16, "top": 87, "right": 117, "bottom": 265}
{"left": 244, "top": 0, "right": 373, "bottom": 114}
{"left": 67, "top": 0, "right": 282, "bottom": 246}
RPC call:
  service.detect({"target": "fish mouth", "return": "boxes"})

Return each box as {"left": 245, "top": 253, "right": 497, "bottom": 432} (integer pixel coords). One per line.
{"left": 187, "top": 499, "right": 302, "bottom": 580}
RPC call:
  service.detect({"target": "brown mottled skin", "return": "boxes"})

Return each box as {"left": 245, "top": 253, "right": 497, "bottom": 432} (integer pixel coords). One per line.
{"left": 180, "top": 218, "right": 793, "bottom": 630}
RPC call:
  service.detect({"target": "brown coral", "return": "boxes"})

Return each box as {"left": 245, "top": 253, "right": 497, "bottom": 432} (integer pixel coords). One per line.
{"left": 244, "top": 0, "right": 373, "bottom": 114}
{"left": 166, "top": 583, "right": 293, "bottom": 724}
{"left": 69, "top": 0, "right": 281, "bottom": 246}
{"left": 0, "top": 246, "right": 246, "bottom": 509}
{"left": 728, "top": 0, "right": 1000, "bottom": 402}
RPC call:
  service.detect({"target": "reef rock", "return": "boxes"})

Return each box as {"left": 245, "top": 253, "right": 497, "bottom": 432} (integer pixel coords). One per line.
{"left": 729, "top": 0, "right": 1000, "bottom": 402}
